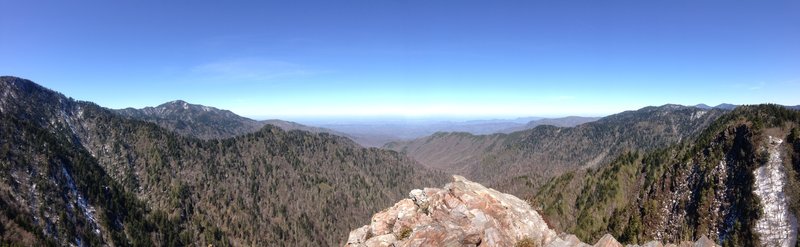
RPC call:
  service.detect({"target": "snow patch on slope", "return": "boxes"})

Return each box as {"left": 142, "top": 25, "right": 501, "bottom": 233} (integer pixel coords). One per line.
{"left": 61, "top": 166, "right": 102, "bottom": 238}
{"left": 691, "top": 110, "right": 707, "bottom": 120}
{"left": 753, "top": 136, "right": 797, "bottom": 247}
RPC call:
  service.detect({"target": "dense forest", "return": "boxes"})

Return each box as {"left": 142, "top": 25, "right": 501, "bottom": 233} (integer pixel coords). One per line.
{"left": 0, "top": 76, "right": 447, "bottom": 246}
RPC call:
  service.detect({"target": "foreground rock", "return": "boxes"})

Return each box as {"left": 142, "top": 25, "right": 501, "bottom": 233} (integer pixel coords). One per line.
{"left": 346, "top": 175, "right": 562, "bottom": 246}
{"left": 346, "top": 175, "right": 722, "bottom": 247}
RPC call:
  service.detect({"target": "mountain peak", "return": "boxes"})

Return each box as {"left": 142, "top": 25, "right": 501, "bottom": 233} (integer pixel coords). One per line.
{"left": 659, "top": 103, "right": 687, "bottom": 109}
{"left": 694, "top": 103, "right": 712, "bottom": 109}
{"left": 689, "top": 103, "right": 739, "bottom": 110}
{"left": 155, "top": 99, "right": 216, "bottom": 112}
{"left": 115, "top": 99, "right": 347, "bottom": 140}
{"left": 114, "top": 99, "right": 260, "bottom": 139}
{"left": 714, "top": 103, "right": 738, "bottom": 110}
{"left": 163, "top": 99, "right": 189, "bottom": 106}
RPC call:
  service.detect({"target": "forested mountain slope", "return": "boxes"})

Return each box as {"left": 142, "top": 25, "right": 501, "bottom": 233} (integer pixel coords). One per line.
{"left": 387, "top": 105, "right": 726, "bottom": 197}
{"left": 534, "top": 105, "right": 800, "bottom": 246}
{"left": 0, "top": 76, "right": 447, "bottom": 246}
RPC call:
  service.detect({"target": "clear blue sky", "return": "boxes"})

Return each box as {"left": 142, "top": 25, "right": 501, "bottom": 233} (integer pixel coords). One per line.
{"left": 2, "top": 0, "right": 799, "bottom": 119}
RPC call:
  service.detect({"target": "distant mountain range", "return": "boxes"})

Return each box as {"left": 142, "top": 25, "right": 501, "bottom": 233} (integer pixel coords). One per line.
{"left": 115, "top": 101, "right": 553, "bottom": 147}
{"left": 315, "top": 120, "right": 527, "bottom": 146}
{"left": 694, "top": 103, "right": 800, "bottom": 111}
{"left": 113, "top": 99, "right": 606, "bottom": 147}
{"left": 313, "top": 116, "right": 604, "bottom": 147}
{"left": 112, "top": 101, "right": 800, "bottom": 151}
{"left": 693, "top": 103, "right": 738, "bottom": 110}
{"left": 499, "top": 116, "right": 601, "bottom": 133}
{"left": 116, "top": 100, "right": 344, "bottom": 140}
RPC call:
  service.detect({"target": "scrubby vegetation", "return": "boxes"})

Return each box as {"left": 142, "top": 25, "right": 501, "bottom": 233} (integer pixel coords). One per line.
{"left": 395, "top": 227, "right": 412, "bottom": 240}
{"left": 515, "top": 237, "right": 539, "bottom": 247}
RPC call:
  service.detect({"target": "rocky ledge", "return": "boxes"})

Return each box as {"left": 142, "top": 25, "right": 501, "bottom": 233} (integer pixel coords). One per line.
{"left": 346, "top": 175, "right": 719, "bottom": 247}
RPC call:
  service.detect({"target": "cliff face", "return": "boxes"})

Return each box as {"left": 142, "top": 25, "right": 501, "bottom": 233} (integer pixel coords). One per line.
{"left": 346, "top": 176, "right": 719, "bottom": 247}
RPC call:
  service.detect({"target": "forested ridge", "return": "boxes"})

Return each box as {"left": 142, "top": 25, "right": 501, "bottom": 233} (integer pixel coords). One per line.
{"left": 0, "top": 76, "right": 447, "bottom": 246}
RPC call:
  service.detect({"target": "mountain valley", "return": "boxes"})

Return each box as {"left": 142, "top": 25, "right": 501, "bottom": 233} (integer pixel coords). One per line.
{"left": 5, "top": 1, "right": 798, "bottom": 246}
{"left": 386, "top": 105, "right": 727, "bottom": 197}
{"left": 1, "top": 76, "right": 798, "bottom": 247}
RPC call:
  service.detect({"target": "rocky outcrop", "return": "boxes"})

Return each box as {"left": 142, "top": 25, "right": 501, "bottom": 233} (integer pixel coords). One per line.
{"left": 346, "top": 176, "right": 722, "bottom": 247}
{"left": 346, "top": 175, "right": 561, "bottom": 246}
{"left": 592, "top": 234, "right": 622, "bottom": 247}
{"left": 753, "top": 136, "right": 798, "bottom": 247}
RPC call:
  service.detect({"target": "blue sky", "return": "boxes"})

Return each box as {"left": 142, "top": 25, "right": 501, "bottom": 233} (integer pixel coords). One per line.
{"left": 2, "top": 0, "right": 799, "bottom": 119}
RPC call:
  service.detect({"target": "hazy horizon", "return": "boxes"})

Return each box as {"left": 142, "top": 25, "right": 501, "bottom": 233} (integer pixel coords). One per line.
{"left": 101, "top": 98, "right": 770, "bottom": 123}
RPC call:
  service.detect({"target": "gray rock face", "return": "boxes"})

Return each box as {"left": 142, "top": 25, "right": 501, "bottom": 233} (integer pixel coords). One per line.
{"left": 409, "top": 189, "right": 429, "bottom": 209}
{"left": 593, "top": 234, "right": 622, "bottom": 247}
{"left": 346, "top": 175, "right": 724, "bottom": 247}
